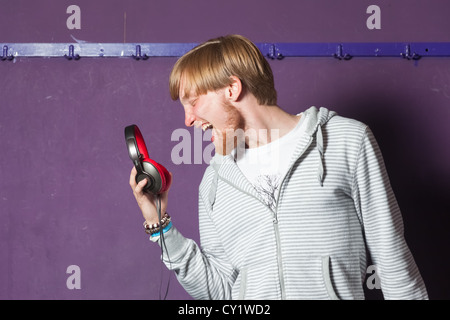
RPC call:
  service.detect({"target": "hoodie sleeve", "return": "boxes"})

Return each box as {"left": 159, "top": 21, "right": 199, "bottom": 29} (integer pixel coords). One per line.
{"left": 351, "top": 126, "right": 428, "bottom": 300}
{"left": 154, "top": 192, "right": 237, "bottom": 300}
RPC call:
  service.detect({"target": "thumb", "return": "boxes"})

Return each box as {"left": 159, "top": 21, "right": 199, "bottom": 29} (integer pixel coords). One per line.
{"left": 135, "top": 177, "right": 148, "bottom": 194}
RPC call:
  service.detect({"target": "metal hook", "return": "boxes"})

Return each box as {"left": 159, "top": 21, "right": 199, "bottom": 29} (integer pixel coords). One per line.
{"left": 266, "top": 44, "right": 283, "bottom": 60}
{"left": 401, "top": 44, "right": 421, "bottom": 61}
{"left": 1, "top": 45, "right": 14, "bottom": 61}
{"left": 333, "top": 44, "right": 352, "bottom": 60}
{"left": 132, "top": 45, "right": 149, "bottom": 60}
{"left": 64, "top": 45, "right": 80, "bottom": 60}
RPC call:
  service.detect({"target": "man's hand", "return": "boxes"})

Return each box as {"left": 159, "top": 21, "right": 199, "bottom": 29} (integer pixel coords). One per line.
{"left": 129, "top": 166, "right": 171, "bottom": 225}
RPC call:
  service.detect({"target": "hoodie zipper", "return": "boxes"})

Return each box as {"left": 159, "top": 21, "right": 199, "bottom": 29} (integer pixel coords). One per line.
{"left": 214, "top": 132, "right": 315, "bottom": 300}
{"left": 210, "top": 108, "right": 332, "bottom": 299}
{"left": 271, "top": 216, "right": 286, "bottom": 299}
{"left": 215, "top": 135, "right": 315, "bottom": 300}
{"left": 217, "top": 174, "right": 287, "bottom": 299}
{"left": 273, "top": 136, "right": 314, "bottom": 300}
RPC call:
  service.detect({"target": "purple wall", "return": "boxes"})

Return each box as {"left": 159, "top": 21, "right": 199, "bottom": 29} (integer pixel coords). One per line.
{"left": 1, "top": 0, "right": 449, "bottom": 300}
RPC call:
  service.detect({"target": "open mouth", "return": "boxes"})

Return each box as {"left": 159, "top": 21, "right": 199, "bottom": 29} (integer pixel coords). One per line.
{"left": 201, "top": 122, "right": 213, "bottom": 131}
{"left": 201, "top": 122, "right": 215, "bottom": 142}
{"left": 195, "top": 121, "right": 215, "bottom": 142}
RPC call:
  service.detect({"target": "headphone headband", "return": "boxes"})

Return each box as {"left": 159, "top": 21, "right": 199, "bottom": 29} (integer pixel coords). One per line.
{"left": 125, "top": 124, "right": 150, "bottom": 161}
{"left": 125, "top": 124, "right": 171, "bottom": 195}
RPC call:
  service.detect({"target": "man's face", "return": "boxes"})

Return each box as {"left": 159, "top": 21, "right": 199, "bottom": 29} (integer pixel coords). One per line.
{"left": 180, "top": 87, "right": 244, "bottom": 155}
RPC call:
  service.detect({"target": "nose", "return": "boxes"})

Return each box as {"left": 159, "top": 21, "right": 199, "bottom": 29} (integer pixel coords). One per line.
{"left": 184, "top": 107, "right": 196, "bottom": 127}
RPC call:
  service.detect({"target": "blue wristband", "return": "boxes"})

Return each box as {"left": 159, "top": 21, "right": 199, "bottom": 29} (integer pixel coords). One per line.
{"left": 150, "top": 221, "right": 173, "bottom": 238}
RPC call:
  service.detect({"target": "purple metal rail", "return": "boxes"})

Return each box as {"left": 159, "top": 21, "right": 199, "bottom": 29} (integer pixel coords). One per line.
{"left": 1, "top": 42, "right": 450, "bottom": 61}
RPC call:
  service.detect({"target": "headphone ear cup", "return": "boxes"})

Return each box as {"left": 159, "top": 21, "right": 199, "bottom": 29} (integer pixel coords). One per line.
{"left": 138, "top": 161, "right": 160, "bottom": 194}
{"left": 143, "top": 159, "right": 172, "bottom": 194}
{"left": 136, "top": 172, "right": 154, "bottom": 192}
{"left": 140, "top": 159, "right": 173, "bottom": 194}
{"left": 154, "top": 161, "right": 172, "bottom": 193}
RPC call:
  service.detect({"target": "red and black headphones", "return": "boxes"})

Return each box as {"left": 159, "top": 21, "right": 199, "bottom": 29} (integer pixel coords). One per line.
{"left": 125, "top": 124, "right": 172, "bottom": 195}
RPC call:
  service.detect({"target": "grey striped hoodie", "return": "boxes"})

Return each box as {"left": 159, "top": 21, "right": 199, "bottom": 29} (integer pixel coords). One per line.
{"left": 156, "top": 106, "right": 428, "bottom": 300}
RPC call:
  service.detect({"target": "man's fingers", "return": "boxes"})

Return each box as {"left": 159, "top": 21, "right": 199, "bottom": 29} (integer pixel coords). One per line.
{"left": 130, "top": 166, "right": 148, "bottom": 195}
{"left": 134, "top": 177, "right": 148, "bottom": 194}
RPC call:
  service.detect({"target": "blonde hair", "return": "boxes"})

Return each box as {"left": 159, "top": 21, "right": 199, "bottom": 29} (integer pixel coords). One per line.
{"left": 169, "top": 35, "right": 277, "bottom": 106}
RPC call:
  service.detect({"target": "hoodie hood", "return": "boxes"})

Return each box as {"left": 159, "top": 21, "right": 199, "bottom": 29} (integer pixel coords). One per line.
{"left": 301, "top": 106, "right": 337, "bottom": 137}
{"left": 208, "top": 106, "right": 337, "bottom": 207}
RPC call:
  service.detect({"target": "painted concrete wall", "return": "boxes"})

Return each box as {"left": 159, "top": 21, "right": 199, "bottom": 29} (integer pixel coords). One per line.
{"left": 1, "top": 0, "right": 449, "bottom": 299}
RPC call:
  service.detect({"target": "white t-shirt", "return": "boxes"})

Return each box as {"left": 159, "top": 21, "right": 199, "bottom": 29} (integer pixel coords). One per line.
{"left": 233, "top": 113, "right": 308, "bottom": 210}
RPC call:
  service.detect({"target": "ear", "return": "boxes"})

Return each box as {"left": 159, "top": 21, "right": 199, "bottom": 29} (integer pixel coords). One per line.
{"left": 226, "top": 76, "right": 242, "bottom": 102}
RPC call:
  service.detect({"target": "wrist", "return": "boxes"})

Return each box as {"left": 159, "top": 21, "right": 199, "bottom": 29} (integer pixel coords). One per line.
{"left": 143, "top": 212, "right": 171, "bottom": 235}
{"left": 144, "top": 212, "right": 166, "bottom": 225}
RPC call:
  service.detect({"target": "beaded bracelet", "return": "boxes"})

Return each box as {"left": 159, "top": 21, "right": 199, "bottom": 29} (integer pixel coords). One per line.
{"left": 143, "top": 212, "right": 171, "bottom": 235}
{"left": 144, "top": 215, "right": 171, "bottom": 234}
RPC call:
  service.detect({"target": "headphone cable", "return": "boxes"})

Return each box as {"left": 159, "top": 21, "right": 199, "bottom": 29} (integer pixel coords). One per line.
{"left": 156, "top": 195, "right": 171, "bottom": 300}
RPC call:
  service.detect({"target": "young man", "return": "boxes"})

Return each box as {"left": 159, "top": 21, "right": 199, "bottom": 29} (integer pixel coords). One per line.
{"left": 129, "top": 35, "right": 428, "bottom": 299}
